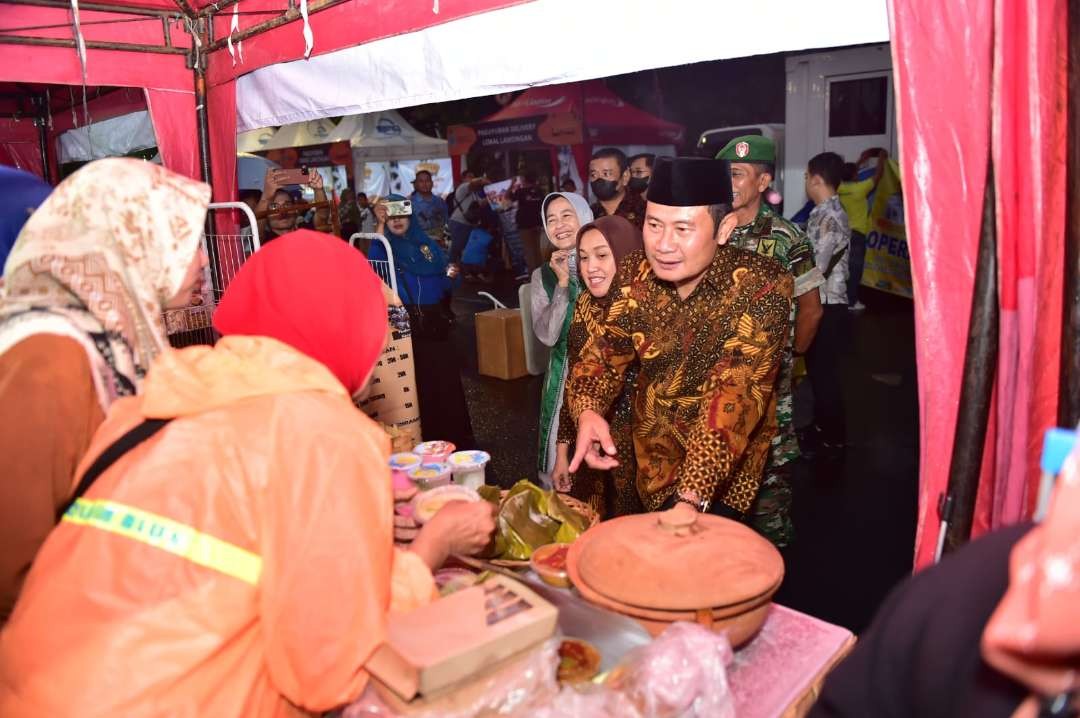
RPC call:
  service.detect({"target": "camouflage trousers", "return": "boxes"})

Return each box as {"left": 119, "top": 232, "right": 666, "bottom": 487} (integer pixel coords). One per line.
{"left": 749, "top": 464, "right": 794, "bottom": 549}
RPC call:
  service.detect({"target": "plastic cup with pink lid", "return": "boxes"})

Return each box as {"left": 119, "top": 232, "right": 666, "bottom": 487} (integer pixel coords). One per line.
{"left": 447, "top": 450, "right": 491, "bottom": 490}
{"left": 389, "top": 452, "right": 422, "bottom": 491}
{"left": 413, "top": 440, "right": 456, "bottom": 463}
{"left": 406, "top": 462, "right": 453, "bottom": 491}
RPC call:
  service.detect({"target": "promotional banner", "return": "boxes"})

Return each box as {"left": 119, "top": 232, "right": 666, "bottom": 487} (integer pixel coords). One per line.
{"left": 448, "top": 113, "right": 583, "bottom": 155}
{"left": 264, "top": 141, "right": 352, "bottom": 169}
{"left": 390, "top": 158, "right": 454, "bottom": 197}
{"left": 358, "top": 159, "right": 454, "bottom": 199}
{"left": 860, "top": 158, "right": 912, "bottom": 299}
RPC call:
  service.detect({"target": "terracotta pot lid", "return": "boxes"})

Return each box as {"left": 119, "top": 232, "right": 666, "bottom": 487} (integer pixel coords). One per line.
{"left": 574, "top": 503, "right": 784, "bottom": 611}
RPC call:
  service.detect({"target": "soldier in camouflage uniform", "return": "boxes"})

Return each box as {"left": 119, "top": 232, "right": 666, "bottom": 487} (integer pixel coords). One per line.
{"left": 717, "top": 135, "right": 825, "bottom": 548}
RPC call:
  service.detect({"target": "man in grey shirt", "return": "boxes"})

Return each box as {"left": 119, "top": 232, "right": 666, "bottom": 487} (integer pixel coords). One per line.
{"left": 448, "top": 171, "right": 486, "bottom": 263}
{"left": 804, "top": 151, "right": 852, "bottom": 452}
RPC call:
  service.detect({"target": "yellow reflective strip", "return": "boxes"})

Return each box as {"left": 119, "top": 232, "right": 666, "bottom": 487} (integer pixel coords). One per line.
{"left": 63, "top": 498, "right": 262, "bottom": 585}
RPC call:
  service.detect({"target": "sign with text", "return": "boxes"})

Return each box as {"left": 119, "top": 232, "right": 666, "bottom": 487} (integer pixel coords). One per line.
{"left": 861, "top": 159, "right": 913, "bottom": 299}
{"left": 448, "top": 113, "right": 583, "bottom": 155}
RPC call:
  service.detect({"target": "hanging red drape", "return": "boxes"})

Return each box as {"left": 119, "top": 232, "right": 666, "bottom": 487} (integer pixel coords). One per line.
{"left": 0, "top": 119, "right": 44, "bottom": 178}
{"left": 144, "top": 89, "right": 200, "bottom": 181}
{"left": 986, "top": 0, "right": 1067, "bottom": 527}
{"left": 892, "top": 0, "right": 1067, "bottom": 569}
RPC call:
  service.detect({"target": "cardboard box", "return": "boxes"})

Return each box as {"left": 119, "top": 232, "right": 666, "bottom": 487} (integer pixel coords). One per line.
{"left": 367, "top": 575, "right": 558, "bottom": 701}
{"left": 475, "top": 308, "right": 528, "bottom": 380}
{"left": 369, "top": 645, "right": 550, "bottom": 716}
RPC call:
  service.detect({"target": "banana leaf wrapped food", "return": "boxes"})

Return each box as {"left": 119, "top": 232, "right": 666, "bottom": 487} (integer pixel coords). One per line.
{"left": 477, "top": 480, "right": 589, "bottom": 561}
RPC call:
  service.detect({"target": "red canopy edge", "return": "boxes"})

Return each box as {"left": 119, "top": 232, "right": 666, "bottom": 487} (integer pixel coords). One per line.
{"left": 0, "top": 0, "right": 532, "bottom": 203}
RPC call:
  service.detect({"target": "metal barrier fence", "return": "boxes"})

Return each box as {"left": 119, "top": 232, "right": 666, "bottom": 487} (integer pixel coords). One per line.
{"left": 165, "top": 202, "right": 260, "bottom": 349}
{"left": 350, "top": 233, "right": 398, "bottom": 296}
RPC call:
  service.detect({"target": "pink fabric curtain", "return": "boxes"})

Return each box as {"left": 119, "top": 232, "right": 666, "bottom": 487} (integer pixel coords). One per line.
{"left": 891, "top": 0, "right": 1067, "bottom": 569}
{"left": 0, "top": 119, "right": 44, "bottom": 178}
{"left": 145, "top": 89, "right": 200, "bottom": 181}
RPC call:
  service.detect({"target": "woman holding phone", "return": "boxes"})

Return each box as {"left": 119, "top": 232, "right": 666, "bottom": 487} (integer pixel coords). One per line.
{"left": 370, "top": 195, "right": 475, "bottom": 449}
{"left": 530, "top": 191, "right": 594, "bottom": 488}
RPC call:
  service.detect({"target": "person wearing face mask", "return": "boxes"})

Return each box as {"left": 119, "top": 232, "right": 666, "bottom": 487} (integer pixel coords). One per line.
{"left": 552, "top": 216, "right": 644, "bottom": 517}
{"left": 627, "top": 153, "right": 655, "bottom": 199}
{"left": 588, "top": 147, "right": 646, "bottom": 229}
{"left": 567, "top": 157, "right": 791, "bottom": 521}
{"left": 530, "top": 191, "right": 595, "bottom": 486}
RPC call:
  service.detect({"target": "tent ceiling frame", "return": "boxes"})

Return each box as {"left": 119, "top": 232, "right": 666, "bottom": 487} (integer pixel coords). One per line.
{"left": 1, "top": 0, "right": 378, "bottom": 196}
{"left": 0, "top": 0, "right": 343, "bottom": 55}
{"left": 1, "top": 0, "right": 179, "bottom": 17}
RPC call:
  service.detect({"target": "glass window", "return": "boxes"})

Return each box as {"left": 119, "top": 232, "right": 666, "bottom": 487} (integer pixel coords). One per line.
{"left": 829, "top": 76, "right": 888, "bottom": 137}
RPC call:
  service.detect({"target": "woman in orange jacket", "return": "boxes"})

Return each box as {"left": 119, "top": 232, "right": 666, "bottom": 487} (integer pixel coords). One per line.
{"left": 0, "top": 230, "right": 496, "bottom": 717}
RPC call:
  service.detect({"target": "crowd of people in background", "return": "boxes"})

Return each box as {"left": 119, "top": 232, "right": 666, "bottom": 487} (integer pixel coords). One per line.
{"left": 228, "top": 141, "right": 890, "bottom": 546}
{"left": 0, "top": 131, "right": 1072, "bottom": 717}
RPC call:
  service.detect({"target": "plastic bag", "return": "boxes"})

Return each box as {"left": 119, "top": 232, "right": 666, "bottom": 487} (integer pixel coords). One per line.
{"left": 615, "top": 622, "right": 735, "bottom": 718}
{"left": 343, "top": 623, "right": 733, "bottom": 718}
{"left": 341, "top": 639, "right": 561, "bottom": 718}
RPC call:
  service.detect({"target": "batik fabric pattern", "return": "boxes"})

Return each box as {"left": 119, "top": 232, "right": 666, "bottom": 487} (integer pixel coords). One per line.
{"left": 558, "top": 292, "right": 643, "bottom": 518}
{"left": 728, "top": 203, "right": 824, "bottom": 545}
{"left": 567, "top": 246, "right": 792, "bottom": 515}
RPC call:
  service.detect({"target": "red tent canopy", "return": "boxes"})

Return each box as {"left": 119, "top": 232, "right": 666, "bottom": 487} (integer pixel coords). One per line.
{"left": 485, "top": 80, "right": 684, "bottom": 146}
{"left": 448, "top": 79, "right": 683, "bottom": 184}
{"left": 0, "top": 0, "right": 528, "bottom": 205}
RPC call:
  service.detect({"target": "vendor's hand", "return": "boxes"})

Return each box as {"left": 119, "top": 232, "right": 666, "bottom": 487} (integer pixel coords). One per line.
{"left": 715, "top": 212, "right": 739, "bottom": 246}
{"left": 569, "top": 409, "right": 619, "bottom": 472}
{"left": 411, "top": 500, "right": 497, "bottom": 569}
{"left": 553, "top": 444, "right": 572, "bottom": 492}
{"left": 446, "top": 263, "right": 461, "bottom": 279}
{"left": 550, "top": 250, "right": 572, "bottom": 287}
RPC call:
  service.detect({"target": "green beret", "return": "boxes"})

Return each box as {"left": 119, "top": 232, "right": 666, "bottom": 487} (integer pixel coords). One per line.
{"left": 716, "top": 135, "right": 775, "bottom": 163}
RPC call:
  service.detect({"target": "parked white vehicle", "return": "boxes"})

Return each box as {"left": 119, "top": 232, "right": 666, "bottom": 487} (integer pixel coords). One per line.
{"left": 697, "top": 43, "right": 897, "bottom": 215}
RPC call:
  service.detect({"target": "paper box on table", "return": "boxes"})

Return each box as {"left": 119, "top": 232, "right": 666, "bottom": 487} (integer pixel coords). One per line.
{"left": 366, "top": 575, "right": 557, "bottom": 702}
{"left": 475, "top": 308, "right": 528, "bottom": 380}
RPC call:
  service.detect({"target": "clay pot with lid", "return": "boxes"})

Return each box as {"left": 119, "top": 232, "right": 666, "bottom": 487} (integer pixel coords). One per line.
{"left": 566, "top": 503, "right": 784, "bottom": 647}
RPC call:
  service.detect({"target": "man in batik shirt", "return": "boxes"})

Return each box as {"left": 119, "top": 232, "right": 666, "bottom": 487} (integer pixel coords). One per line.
{"left": 568, "top": 157, "right": 793, "bottom": 520}
{"left": 717, "top": 135, "right": 825, "bottom": 547}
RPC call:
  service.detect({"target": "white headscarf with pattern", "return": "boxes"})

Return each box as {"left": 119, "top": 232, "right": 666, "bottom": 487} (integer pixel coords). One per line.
{"left": 0, "top": 158, "right": 210, "bottom": 409}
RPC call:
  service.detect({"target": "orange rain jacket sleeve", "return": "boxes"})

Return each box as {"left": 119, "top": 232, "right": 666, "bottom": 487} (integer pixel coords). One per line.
{"left": 0, "top": 336, "right": 435, "bottom": 718}
{"left": 258, "top": 409, "right": 435, "bottom": 710}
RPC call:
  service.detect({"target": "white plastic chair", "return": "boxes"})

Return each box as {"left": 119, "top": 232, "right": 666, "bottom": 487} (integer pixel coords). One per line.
{"left": 518, "top": 282, "right": 550, "bottom": 376}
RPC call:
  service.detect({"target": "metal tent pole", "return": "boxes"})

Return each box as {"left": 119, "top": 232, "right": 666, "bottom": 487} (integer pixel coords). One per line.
{"left": 1060, "top": 0, "right": 1080, "bottom": 427}
{"left": 941, "top": 159, "right": 999, "bottom": 557}
{"left": 188, "top": 16, "right": 221, "bottom": 295}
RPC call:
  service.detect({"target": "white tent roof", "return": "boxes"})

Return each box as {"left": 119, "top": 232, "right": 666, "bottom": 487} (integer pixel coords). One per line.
{"left": 237, "top": 126, "right": 277, "bottom": 153}
{"left": 325, "top": 109, "right": 448, "bottom": 162}
{"left": 258, "top": 117, "right": 338, "bottom": 150}
{"left": 236, "top": 0, "right": 889, "bottom": 131}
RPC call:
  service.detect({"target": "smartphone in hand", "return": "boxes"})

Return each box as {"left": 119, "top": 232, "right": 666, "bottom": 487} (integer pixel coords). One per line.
{"left": 275, "top": 166, "right": 311, "bottom": 186}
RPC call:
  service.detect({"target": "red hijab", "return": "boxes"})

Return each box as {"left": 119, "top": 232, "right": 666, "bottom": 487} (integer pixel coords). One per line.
{"left": 214, "top": 230, "right": 388, "bottom": 395}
